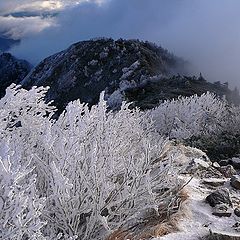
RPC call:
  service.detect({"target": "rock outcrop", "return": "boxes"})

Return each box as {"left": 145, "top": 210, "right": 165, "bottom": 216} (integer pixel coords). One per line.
{"left": 206, "top": 188, "right": 232, "bottom": 208}
{"left": 0, "top": 53, "right": 32, "bottom": 98}
{"left": 230, "top": 175, "right": 240, "bottom": 190}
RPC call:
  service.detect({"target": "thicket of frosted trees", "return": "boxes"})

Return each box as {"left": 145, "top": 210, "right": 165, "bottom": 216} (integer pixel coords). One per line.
{"left": 0, "top": 85, "right": 239, "bottom": 239}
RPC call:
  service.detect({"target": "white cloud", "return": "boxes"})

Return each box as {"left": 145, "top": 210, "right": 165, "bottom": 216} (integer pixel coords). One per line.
{"left": 0, "top": 15, "right": 58, "bottom": 39}
{"left": 0, "top": 0, "right": 107, "bottom": 39}
{"left": 0, "top": 1, "right": 63, "bottom": 15}
{"left": 0, "top": 0, "right": 105, "bottom": 15}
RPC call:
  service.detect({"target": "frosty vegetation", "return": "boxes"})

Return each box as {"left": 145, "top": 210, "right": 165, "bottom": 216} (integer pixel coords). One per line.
{"left": 0, "top": 85, "right": 183, "bottom": 239}
{"left": 149, "top": 93, "right": 229, "bottom": 140}
{"left": 0, "top": 85, "right": 239, "bottom": 239}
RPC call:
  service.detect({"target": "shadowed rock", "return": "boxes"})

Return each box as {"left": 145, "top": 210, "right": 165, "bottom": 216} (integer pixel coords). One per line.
{"left": 206, "top": 188, "right": 232, "bottom": 207}
{"left": 230, "top": 175, "right": 240, "bottom": 190}
{"left": 0, "top": 53, "right": 32, "bottom": 98}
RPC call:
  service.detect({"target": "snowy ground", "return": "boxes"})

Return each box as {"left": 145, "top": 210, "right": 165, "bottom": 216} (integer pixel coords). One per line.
{"left": 155, "top": 176, "right": 240, "bottom": 240}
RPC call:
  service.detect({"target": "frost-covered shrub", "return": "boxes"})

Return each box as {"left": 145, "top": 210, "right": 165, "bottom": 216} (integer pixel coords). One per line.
{"left": 184, "top": 103, "right": 240, "bottom": 160}
{"left": 0, "top": 85, "right": 184, "bottom": 239}
{"left": 39, "top": 93, "right": 183, "bottom": 239}
{"left": 0, "top": 84, "right": 55, "bottom": 132}
{"left": 225, "top": 104, "right": 240, "bottom": 135}
{"left": 0, "top": 139, "right": 46, "bottom": 240}
{"left": 0, "top": 85, "right": 54, "bottom": 240}
{"left": 148, "top": 92, "right": 240, "bottom": 160}
{"left": 149, "top": 92, "right": 228, "bottom": 139}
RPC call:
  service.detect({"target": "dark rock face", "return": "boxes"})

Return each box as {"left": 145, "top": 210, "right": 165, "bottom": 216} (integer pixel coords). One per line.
{"left": 20, "top": 38, "right": 186, "bottom": 113}
{"left": 206, "top": 188, "right": 232, "bottom": 207}
{"left": 207, "top": 230, "right": 240, "bottom": 240}
{"left": 219, "top": 165, "right": 237, "bottom": 178}
{"left": 234, "top": 208, "right": 240, "bottom": 217}
{"left": 212, "top": 204, "right": 232, "bottom": 217}
{"left": 0, "top": 53, "right": 32, "bottom": 98}
{"left": 230, "top": 175, "right": 240, "bottom": 190}
{"left": 219, "top": 160, "right": 230, "bottom": 167}
{"left": 186, "top": 133, "right": 240, "bottom": 163}
{"left": 125, "top": 75, "right": 240, "bottom": 109}
{"left": 230, "top": 158, "right": 240, "bottom": 170}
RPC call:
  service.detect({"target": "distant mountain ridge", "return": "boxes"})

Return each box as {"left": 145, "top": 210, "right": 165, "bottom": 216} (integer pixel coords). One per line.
{"left": 0, "top": 53, "right": 32, "bottom": 98}
{"left": 125, "top": 74, "right": 240, "bottom": 109}
{"left": 0, "top": 37, "right": 20, "bottom": 52}
{"left": 0, "top": 38, "right": 239, "bottom": 112}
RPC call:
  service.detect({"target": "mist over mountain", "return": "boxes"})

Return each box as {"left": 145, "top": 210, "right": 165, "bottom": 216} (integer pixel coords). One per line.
{"left": 0, "top": 36, "right": 20, "bottom": 52}
{"left": 1, "top": 36, "right": 239, "bottom": 113}
{"left": 4, "top": 0, "right": 240, "bottom": 88}
{"left": 16, "top": 38, "right": 239, "bottom": 115}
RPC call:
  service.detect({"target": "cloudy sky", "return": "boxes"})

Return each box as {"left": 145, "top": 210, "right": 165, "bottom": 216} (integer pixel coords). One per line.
{"left": 0, "top": 1, "right": 104, "bottom": 39}
{"left": 1, "top": 0, "right": 240, "bottom": 87}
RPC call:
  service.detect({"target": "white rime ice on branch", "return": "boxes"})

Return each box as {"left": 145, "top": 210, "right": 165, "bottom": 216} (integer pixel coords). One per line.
{"left": 0, "top": 85, "right": 50, "bottom": 240}
{"left": 149, "top": 92, "right": 228, "bottom": 139}
{"left": 0, "top": 144, "right": 46, "bottom": 240}
{"left": 39, "top": 93, "right": 183, "bottom": 239}
{"left": 0, "top": 85, "right": 184, "bottom": 239}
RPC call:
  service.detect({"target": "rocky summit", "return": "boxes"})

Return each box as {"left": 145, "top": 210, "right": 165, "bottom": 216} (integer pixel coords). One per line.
{"left": 19, "top": 38, "right": 240, "bottom": 114}
{"left": 0, "top": 53, "right": 32, "bottom": 98}
{"left": 20, "top": 38, "right": 186, "bottom": 113}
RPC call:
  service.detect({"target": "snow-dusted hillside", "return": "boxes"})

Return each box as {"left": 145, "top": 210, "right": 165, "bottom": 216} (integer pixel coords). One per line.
{"left": 20, "top": 38, "right": 186, "bottom": 113}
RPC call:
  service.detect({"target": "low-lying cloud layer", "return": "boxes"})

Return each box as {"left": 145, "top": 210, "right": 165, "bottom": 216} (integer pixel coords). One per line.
{"left": 5, "top": 0, "right": 240, "bottom": 87}
{"left": 0, "top": 15, "right": 57, "bottom": 40}
{"left": 0, "top": 0, "right": 103, "bottom": 39}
